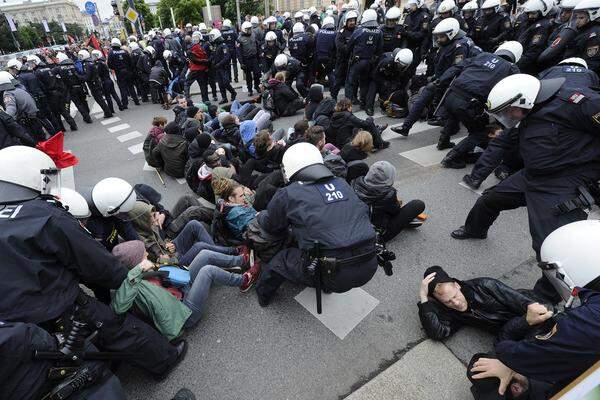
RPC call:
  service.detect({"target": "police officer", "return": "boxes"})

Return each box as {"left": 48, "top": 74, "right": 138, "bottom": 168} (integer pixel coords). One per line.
{"left": 163, "top": 27, "right": 184, "bottom": 62}
{"left": 107, "top": 38, "right": 140, "bottom": 109}
{"left": 221, "top": 19, "right": 240, "bottom": 82}
{"left": 136, "top": 45, "right": 155, "bottom": 103}
{"left": 451, "top": 73, "right": 600, "bottom": 302}
{"left": 251, "top": 16, "right": 265, "bottom": 45}
{"left": 264, "top": 16, "right": 286, "bottom": 50}
{"left": 539, "top": 57, "right": 599, "bottom": 86}
{"left": 237, "top": 22, "right": 261, "bottom": 96}
{"left": 537, "top": 0, "right": 580, "bottom": 68}
{"left": 271, "top": 54, "right": 304, "bottom": 92}
{"left": 17, "top": 57, "right": 56, "bottom": 135}
{"left": 92, "top": 50, "right": 124, "bottom": 114}
{"left": 345, "top": 9, "right": 384, "bottom": 107}
{"left": 564, "top": 0, "right": 600, "bottom": 73}
{"left": 77, "top": 50, "right": 112, "bottom": 119}
{"left": 382, "top": 6, "right": 404, "bottom": 53}
{"left": 260, "top": 31, "right": 281, "bottom": 74}
{"left": 331, "top": 10, "right": 358, "bottom": 100}
{"left": 392, "top": 18, "right": 481, "bottom": 141}
{"left": 288, "top": 22, "right": 314, "bottom": 97}
{"left": 283, "top": 12, "right": 294, "bottom": 36}
{"left": 254, "top": 142, "right": 378, "bottom": 306}
{"left": 439, "top": 41, "right": 522, "bottom": 168}
{"left": 516, "top": 0, "right": 555, "bottom": 74}
{"left": 129, "top": 42, "right": 147, "bottom": 102}
{"left": 402, "top": 0, "right": 432, "bottom": 75}
{"left": 185, "top": 31, "right": 210, "bottom": 103}
{"left": 314, "top": 16, "right": 337, "bottom": 87}
{"left": 54, "top": 52, "right": 91, "bottom": 124}
{"left": 461, "top": 1, "right": 479, "bottom": 39}
{"left": 209, "top": 29, "right": 237, "bottom": 104}
{"left": 367, "top": 48, "right": 414, "bottom": 116}
{"left": 149, "top": 29, "right": 166, "bottom": 66}
{"left": 473, "top": 0, "right": 512, "bottom": 52}
{"left": 200, "top": 33, "right": 219, "bottom": 102}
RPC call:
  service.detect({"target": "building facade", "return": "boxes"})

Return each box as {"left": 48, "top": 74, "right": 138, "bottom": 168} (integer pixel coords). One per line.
{"left": 0, "top": 0, "right": 86, "bottom": 26}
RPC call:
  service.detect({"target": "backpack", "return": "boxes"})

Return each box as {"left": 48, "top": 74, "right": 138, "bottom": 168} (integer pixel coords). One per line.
{"left": 143, "top": 134, "right": 162, "bottom": 168}
{"left": 185, "top": 158, "right": 203, "bottom": 193}
{"left": 262, "top": 89, "right": 276, "bottom": 112}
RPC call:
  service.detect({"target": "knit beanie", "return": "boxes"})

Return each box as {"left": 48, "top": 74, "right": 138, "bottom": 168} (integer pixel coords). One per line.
{"left": 112, "top": 240, "right": 146, "bottom": 270}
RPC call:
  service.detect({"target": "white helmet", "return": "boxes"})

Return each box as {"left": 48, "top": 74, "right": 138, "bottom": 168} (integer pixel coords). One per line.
{"left": 199, "top": 22, "right": 208, "bottom": 32}
{"left": 111, "top": 37, "right": 122, "bottom": 47}
{"left": 494, "top": 41, "right": 523, "bottom": 63}
{"left": 91, "top": 49, "right": 103, "bottom": 59}
{"left": 303, "top": 14, "right": 310, "bottom": 22}
{"left": 59, "top": 188, "right": 91, "bottom": 219}
{"left": 6, "top": 58, "right": 22, "bottom": 71}
{"left": 223, "top": 19, "right": 232, "bottom": 28}
{"left": 461, "top": 0, "right": 479, "bottom": 15}
{"left": 361, "top": 9, "right": 378, "bottom": 23}
{"left": 309, "top": 6, "right": 317, "bottom": 14}
{"left": 274, "top": 54, "right": 288, "bottom": 68}
{"left": 293, "top": 22, "right": 305, "bottom": 33}
{"left": 191, "top": 31, "right": 202, "bottom": 42}
{"left": 394, "top": 48, "right": 414, "bottom": 67}
{"left": 163, "top": 49, "right": 172, "bottom": 59}
{"left": 346, "top": 10, "right": 359, "bottom": 21}
{"left": 163, "top": 28, "right": 172, "bottom": 36}
{"left": 250, "top": 16, "right": 259, "bottom": 25}
{"left": 77, "top": 50, "right": 91, "bottom": 61}
{"left": 144, "top": 45, "right": 156, "bottom": 56}
{"left": 265, "top": 16, "right": 277, "bottom": 25}
{"left": 481, "top": 0, "right": 501, "bottom": 12}
{"left": 241, "top": 21, "right": 253, "bottom": 31}
{"left": 282, "top": 142, "right": 328, "bottom": 182}
{"left": 91, "top": 177, "right": 137, "bottom": 217}
{"left": 540, "top": 220, "right": 600, "bottom": 302}
{"left": 370, "top": 2, "right": 379, "bottom": 9}
{"left": 348, "top": 0, "right": 359, "bottom": 10}
{"left": 437, "top": 0, "right": 457, "bottom": 14}
{"left": 407, "top": 0, "right": 426, "bottom": 7}
{"left": 27, "top": 55, "right": 42, "bottom": 65}
{"left": 283, "top": 11, "right": 291, "bottom": 18}
{"left": 0, "top": 71, "right": 15, "bottom": 91}
{"left": 386, "top": 6, "right": 402, "bottom": 19}
{"left": 310, "top": 23, "right": 320, "bottom": 33}
{"left": 129, "top": 42, "right": 139, "bottom": 51}
{"left": 0, "top": 146, "right": 58, "bottom": 203}
{"left": 148, "top": 30, "right": 156, "bottom": 39}
{"left": 432, "top": 17, "right": 460, "bottom": 41}
{"left": 56, "top": 52, "right": 69, "bottom": 63}
{"left": 209, "top": 28, "right": 222, "bottom": 41}
{"left": 522, "top": 0, "right": 551, "bottom": 16}
{"left": 174, "top": 28, "right": 181, "bottom": 34}
{"left": 323, "top": 16, "right": 335, "bottom": 27}
{"left": 128, "top": 35, "right": 137, "bottom": 42}
{"left": 186, "top": 23, "right": 193, "bottom": 28}
{"left": 326, "top": 9, "right": 334, "bottom": 16}
{"left": 559, "top": 57, "right": 588, "bottom": 68}
{"left": 573, "top": 0, "right": 600, "bottom": 21}
{"left": 294, "top": 11, "right": 304, "bottom": 19}
{"left": 265, "top": 31, "right": 278, "bottom": 41}
{"left": 342, "top": 3, "right": 350, "bottom": 10}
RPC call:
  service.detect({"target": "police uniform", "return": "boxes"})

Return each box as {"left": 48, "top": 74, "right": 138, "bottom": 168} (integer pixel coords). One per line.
{"left": 439, "top": 52, "right": 519, "bottom": 165}
{"left": 2, "top": 86, "right": 46, "bottom": 143}
{"left": 16, "top": 70, "right": 56, "bottom": 135}
{"left": 237, "top": 31, "right": 261, "bottom": 95}
{"left": 517, "top": 17, "right": 554, "bottom": 74}
{"left": 467, "top": 127, "right": 522, "bottom": 184}
{"left": 288, "top": 32, "right": 315, "bottom": 97}
{"left": 402, "top": 6, "right": 431, "bottom": 72}
{"left": 538, "top": 62, "right": 600, "bottom": 87}
{"left": 221, "top": 26, "right": 239, "bottom": 81}
{"left": 95, "top": 56, "right": 124, "bottom": 114}
{"left": 314, "top": 26, "right": 337, "bottom": 86}
{"left": 35, "top": 62, "right": 78, "bottom": 132}
{"left": 107, "top": 47, "right": 140, "bottom": 108}
{"left": 331, "top": 25, "right": 356, "bottom": 100}
{"left": 130, "top": 47, "right": 147, "bottom": 102}
{"left": 345, "top": 24, "right": 384, "bottom": 105}
{"left": 381, "top": 23, "right": 404, "bottom": 53}
{"left": 366, "top": 52, "right": 410, "bottom": 112}
{"left": 54, "top": 59, "right": 92, "bottom": 123}
{"left": 473, "top": 11, "right": 512, "bottom": 52}
{"left": 0, "top": 197, "right": 178, "bottom": 377}
{"left": 255, "top": 176, "right": 378, "bottom": 303}
{"left": 136, "top": 51, "right": 154, "bottom": 103}
{"left": 260, "top": 41, "right": 280, "bottom": 73}
{"left": 79, "top": 59, "right": 112, "bottom": 118}
{"left": 266, "top": 28, "right": 286, "bottom": 50}
{"left": 563, "top": 23, "right": 600, "bottom": 74}
{"left": 202, "top": 38, "right": 219, "bottom": 100}
{"left": 270, "top": 56, "right": 303, "bottom": 90}
{"left": 213, "top": 39, "right": 237, "bottom": 102}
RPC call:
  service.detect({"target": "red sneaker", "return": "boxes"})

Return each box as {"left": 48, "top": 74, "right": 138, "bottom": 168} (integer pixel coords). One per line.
{"left": 240, "top": 261, "right": 261, "bottom": 293}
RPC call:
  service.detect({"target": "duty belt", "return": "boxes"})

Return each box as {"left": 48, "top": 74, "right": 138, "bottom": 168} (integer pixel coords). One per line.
{"left": 313, "top": 250, "right": 377, "bottom": 275}
{"left": 553, "top": 181, "right": 600, "bottom": 214}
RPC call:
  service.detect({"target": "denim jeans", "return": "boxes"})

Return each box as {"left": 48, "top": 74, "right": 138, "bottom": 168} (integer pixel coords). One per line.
{"left": 183, "top": 265, "right": 243, "bottom": 328}
{"left": 188, "top": 249, "right": 244, "bottom": 280}
{"left": 172, "top": 220, "right": 234, "bottom": 266}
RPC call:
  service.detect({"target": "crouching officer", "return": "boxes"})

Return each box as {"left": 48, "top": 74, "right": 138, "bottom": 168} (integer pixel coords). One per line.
{"left": 366, "top": 48, "right": 414, "bottom": 116}
{"left": 0, "top": 146, "right": 186, "bottom": 380}
{"left": 255, "top": 142, "right": 378, "bottom": 306}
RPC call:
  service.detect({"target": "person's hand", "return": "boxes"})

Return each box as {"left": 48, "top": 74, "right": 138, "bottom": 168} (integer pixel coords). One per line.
{"left": 276, "top": 139, "right": 286, "bottom": 146}
{"left": 139, "top": 259, "right": 156, "bottom": 272}
{"left": 165, "top": 242, "right": 176, "bottom": 253}
{"left": 151, "top": 212, "right": 166, "bottom": 229}
{"left": 526, "top": 302, "right": 553, "bottom": 326}
{"left": 215, "top": 148, "right": 226, "bottom": 156}
{"left": 471, "top": 358, "right": 516, "bottom": 395}
{"left": 420, "top": 273, "right": 436, "bottom": 303}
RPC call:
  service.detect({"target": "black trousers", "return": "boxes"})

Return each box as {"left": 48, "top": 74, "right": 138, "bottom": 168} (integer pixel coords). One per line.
{"left": 184, "top": 70, "right": 209, "bottom": 102}
{"left": 442, "top": 91, "right": 489, "bottom": 157}
{"left": 88, "top": 84, "right": 112, "bottom": 117}
{"left": 115, "top": 73, "right": 139, "bottom": 108}
{"left": 242, "top": 57, "right": 261, "bottom": 93}
{"left": 101, "top": 79, "right": 123, "bottom": 113}
{"left": 216, "top": 68, "right": 236, "bottom": 100}
{"left": 331, "top": 58, "right": 349, "bottom": 99}
{"left": 381, "top": 200, "right": 426, "bottom": 242}
{"left": 69, "top": 87, "right": 91, "bottom": 122}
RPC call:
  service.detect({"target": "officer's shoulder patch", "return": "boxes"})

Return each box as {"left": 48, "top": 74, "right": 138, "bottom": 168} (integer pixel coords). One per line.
{"left": 551, "top": 37, "right": 561, "bottom": 48}
{"left": 3, "top": 94, "right": 14, "bottom": 104}
{"left": 454, "top": 53, "right": 464, "bottom": 64}
{"left": 568, "top": 92, "right": 586, "bottom": 103}
{"left": 592, "top": 112, "right": 600, "bottom": 125}
{"left": 535, "top": 323, "right": 557, "bottom": 341}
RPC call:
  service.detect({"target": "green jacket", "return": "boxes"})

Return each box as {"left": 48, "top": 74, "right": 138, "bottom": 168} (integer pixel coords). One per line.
{"left": 112, "top": 265, "right": 192, "bottom": 341}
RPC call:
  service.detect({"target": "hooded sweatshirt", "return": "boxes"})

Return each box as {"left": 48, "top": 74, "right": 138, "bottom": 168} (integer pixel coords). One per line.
{"left": 239, "top": 120, "right": 257, "bottom": 157}
{"left": 352, "top": 161, "right": 400, "bottom": 229}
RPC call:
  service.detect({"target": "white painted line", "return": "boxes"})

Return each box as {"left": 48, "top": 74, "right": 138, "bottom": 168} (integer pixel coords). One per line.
{"left": 108, "top": 123, "right": 130, "bottom": 133}
{"left": 117, "top": 131, "right": 143, "bottom": 142}
{"left": 294, "top": 287, "right": 380, "bottom": 340}
{"left": 143, "top": 161, "right": 155, "bottom": 171}
{"left": 176, "top": 178, "right": 186, "bottom": 185}
{"left": 101, "top": 116, "right": 122, "bottom": 126}
{"left": 128, "top": 142, "right": 144, "bottom": 154}
{"left": 399, "top": 136, "right": 466, "bottom": 167}
{"left": 90, "top": 101, "right": 102, "bottom": 115}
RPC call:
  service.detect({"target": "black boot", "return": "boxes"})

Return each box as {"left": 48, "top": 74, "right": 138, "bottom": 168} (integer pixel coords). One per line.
{"left": 441, "top": 150, "right": 466, "bottom": 169}
{"left": 392, "top": 126, "right": 409, "bottom": 136}
{"left": 462, "top": 174, "right": 483, "bottom": 190}
{"left": 437, "top": 135, "right": 455, "bottom": 150}
{"left": 451, "top": 226, "right": 487, "bottom": 240}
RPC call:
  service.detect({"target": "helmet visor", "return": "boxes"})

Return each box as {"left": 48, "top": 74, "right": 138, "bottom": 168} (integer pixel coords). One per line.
{"left": 486, "top": 106, "right": 526, "bottom": 129}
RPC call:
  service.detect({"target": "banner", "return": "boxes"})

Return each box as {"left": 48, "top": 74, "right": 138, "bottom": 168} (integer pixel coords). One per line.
{"left": 60, "top": 21, "right": 67, "bottom": 33}
{"left": 42, "top": 19, "right": 50, "bottom": 33}
{"left": 6, "top": 14, "right": 17, "bottom": 32}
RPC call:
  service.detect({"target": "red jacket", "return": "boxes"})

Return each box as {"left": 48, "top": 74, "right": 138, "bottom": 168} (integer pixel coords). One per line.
{"left": 187, "top": 43, "right": 209, "bottom": 72}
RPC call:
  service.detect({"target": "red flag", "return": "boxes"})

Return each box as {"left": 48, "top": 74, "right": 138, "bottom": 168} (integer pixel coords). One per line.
{"left": 36, "top": 131, "right": 79, "bottom": 169}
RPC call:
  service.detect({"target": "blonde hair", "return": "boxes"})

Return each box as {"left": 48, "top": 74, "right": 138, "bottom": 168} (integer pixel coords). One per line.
{"left": 351, "top": 130, "right": 374, "bottom": 152}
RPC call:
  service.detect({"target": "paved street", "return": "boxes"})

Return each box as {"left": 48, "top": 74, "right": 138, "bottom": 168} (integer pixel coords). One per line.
{"left": 64, "top": 82, "right": 543, "bottom": 400}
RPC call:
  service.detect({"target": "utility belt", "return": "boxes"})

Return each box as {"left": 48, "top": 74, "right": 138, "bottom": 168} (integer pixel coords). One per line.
{"left": 553, "top": 179, "right": 600, "bottom": 215}
{"left": 448, "top": 85, "right": 486, "bottom": 115}
{"left": 307, "top": 248, "right": 376, "bottom": 276}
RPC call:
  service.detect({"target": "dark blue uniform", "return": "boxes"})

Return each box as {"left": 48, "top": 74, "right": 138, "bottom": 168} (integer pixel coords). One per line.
{"left": 538, "top": 63, "right": 600, "bottom": 87}
{"left": 366, "top": 52, "right": 410, "bottom": 111}
{"left": 213, "top": 40, "right": 237, "bottom": 102}
{"left": 402, "top": 7, "right": 431, "bottom": 71}
{"left": 107, "top": 47, "right": 139, "bottom": 108}
{"left": 260, "top": 42, "right": 280, "bottom": 73}
{"left": 18, "top": 69, "right": 56, "bottom": 134}
{"left": 439, "top": 52, "right": 519, "bottom": 163}
{"left": 202, "top": 39, "right": 219, "bottom": 100}
{"left": 54, "top": 59, "right": 92, "bottom": 123}
{"left": 35, "top": 63, "right": 78, "bottom": 131}
{"left": 270, "top": 56, "right": 305, "bottom": 96}
{"left": 345, "top": 25, "right": 384, "bottom": 105}
{"left": 221, "top": 27, "right": 239, "bottom": 81}
{"left": 255, "top": 176, "right": 378, "bottom": 303}
{"left": 473, "top": 12, "right": 512, "bottom": 52}
{"left": 96, "top": 56, "right": 124, "bottom": 113}
{"left": 315, "top": 27, "right": 337, "bottom": 87}
{"left": 381, "top": 25, "right": 403, "bottom": 53}
{"left": 288, "top": 32, "right": 315, "bottom": 97}
{"left": 331, "top": 25, "right": 356, "bottom": 99}
{"left": 79, "top": 59, "right": 112, "bottom": 118}
{"left": 563, "top": 23, "right": 600, "bottom": 74}
{"left": 517, "top": 17, "right": 554, "bottom": 74}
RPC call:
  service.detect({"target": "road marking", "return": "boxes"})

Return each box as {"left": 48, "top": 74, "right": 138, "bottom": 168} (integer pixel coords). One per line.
{"left": 94, "top": 113, "right": 104, "bottom": 119}
{"left": 294, "top": 287, "right": 379, "bottom": 340}
{"left": 458, "top": 174, "right": 500, "bottom": 196}
{"left": 117, "top": 131, "right": 142, "bottom": 142}
{"left": 128, "top": 142, "right": 144, "bottom": 154}
{"left": 176, "top": 178, "right": 186, "bottom": 185}
{"left": 100, "top": 117, "right": 122, "bottom": 125}
{"left": 90, "top": 101, "right": 102, "bottom": 115}
{"left": 399, "top": 136, "right": 466, "bottom": 167}
{"left": 108, "top": 123, "right": 130, "bottom": 133}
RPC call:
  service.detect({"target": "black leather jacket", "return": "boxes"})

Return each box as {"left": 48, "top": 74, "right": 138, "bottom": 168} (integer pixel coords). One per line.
{"left": 418, "top": 277, "right": 536, "bottom": 340}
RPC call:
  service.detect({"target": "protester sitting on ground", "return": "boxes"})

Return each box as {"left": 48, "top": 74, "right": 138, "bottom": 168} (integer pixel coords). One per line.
{"left": 305, "top": 83, "right": 325, "bottom": 120}
{"left": 111, "top": 240, "right": 261, "bottom": 341}
{"left": 172, "top": 95, "right": 190, "bottom": 127}
{"left": 181, "top": 106, "right": 204, "bottom": 135}
{"left": 221, "top": 183, "right": 258, "bottom": 241}
{"left": 148, "top": 116, "right": 167, "bottom": 145}
{"left": 341, "top": 130, "right": 373, "bottom": 163}
{"left": 329, "top": 99, "right": 389, "bottom": 149}
{"left": 197, "top": 150, "right": 234, "bottom": 203}
{"left": 150, "top": 121, "right": 189, "bottom": 178}
{"left": 417, "top": 266, "right": 544, "bottom": 341}
{"left": 265, "top": 71, "right": 304, "bottom": 118}
{"left": 237, "top": 129, "right": 285, "bottom": 187}
{"left": 287, "top": 119, "right": 310, "bottom": 145}
{"left": 149, "top": 60, "right": 170, "bottom": 109}
{"left": 305, "top": 125, "right": 340, "bottom": 155}
{"left": 353, "top": 161, "right": 426, "bottom": 239}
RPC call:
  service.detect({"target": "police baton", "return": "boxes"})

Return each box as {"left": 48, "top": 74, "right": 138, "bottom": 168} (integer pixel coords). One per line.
{"left": 432, "top": 76, "right": 456, "bottom": 118}
{"left": 307, "top": 240, "right": 323, "bottom": 314}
